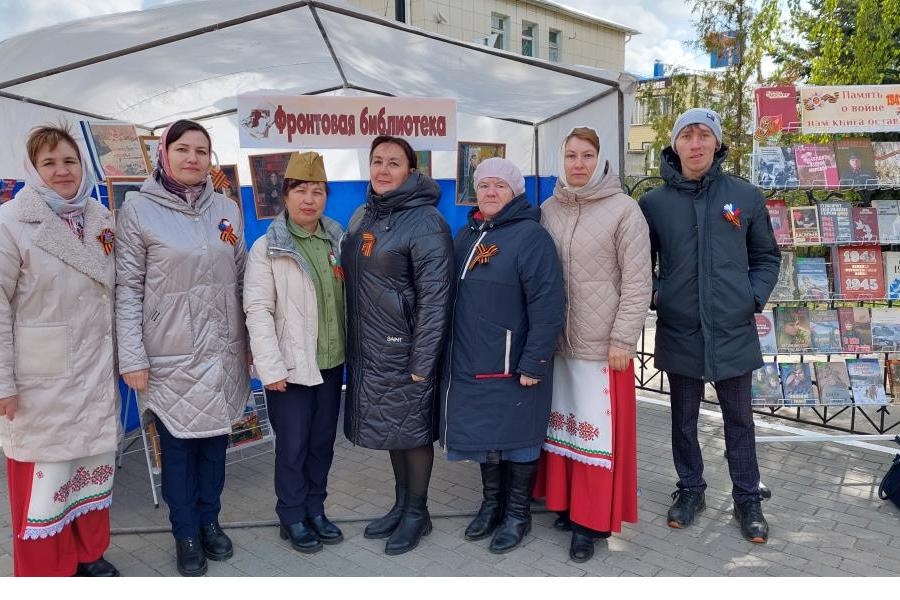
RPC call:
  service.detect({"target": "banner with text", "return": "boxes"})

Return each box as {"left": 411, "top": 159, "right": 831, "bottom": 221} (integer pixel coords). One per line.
{"left": 237, "top": 95, "right": 457, "bottom": 150}
{"left": 800, "top": 85, "right": 900, "bottom": 134}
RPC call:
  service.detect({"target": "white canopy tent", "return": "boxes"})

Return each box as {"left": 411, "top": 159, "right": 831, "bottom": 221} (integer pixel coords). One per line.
{"left": 0, "top": 0, "right": 636, "bottom": 182}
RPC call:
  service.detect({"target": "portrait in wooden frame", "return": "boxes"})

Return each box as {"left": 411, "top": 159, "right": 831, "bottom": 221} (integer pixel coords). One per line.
{"left": 86, "top": 122, "right": 151, "bottom": 179}
{"left": 248, "top": 152, "right": 293, "bottom": 220}
{"left": 215, "top": 164, "right": 243, "bottom": 224}
{"left": 106, "top": 176, "right": 145, "bottom": 217}
{"left": 139, "top": 135, "right": 160, "bottom": 173}
{"left": 456, "top": 142, "right": 506, "bottom": 205}
{"left": 415, "top": 150, "right": 432, "bottom": 178}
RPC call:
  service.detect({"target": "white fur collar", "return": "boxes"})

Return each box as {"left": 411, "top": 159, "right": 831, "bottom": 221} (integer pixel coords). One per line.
{"left": 15, "top": 187, "right": 114, "bottom": 288}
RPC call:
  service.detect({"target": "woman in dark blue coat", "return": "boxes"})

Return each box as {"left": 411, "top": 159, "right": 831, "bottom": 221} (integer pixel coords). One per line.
{"left": 441, "top": 157, "right": 565, "bottom": 554}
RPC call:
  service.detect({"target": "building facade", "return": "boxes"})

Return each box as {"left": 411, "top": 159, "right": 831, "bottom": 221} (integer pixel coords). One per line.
{"left": 348, "top": 0, "right": 636, "bottom": 71}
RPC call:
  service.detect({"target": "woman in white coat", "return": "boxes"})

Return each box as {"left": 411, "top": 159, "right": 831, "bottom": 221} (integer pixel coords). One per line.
{"left": 244, "top": 151, "right": 345, "bottom": 555}
{"left": 0, "top": 124, "right": 120, "bottom": 577}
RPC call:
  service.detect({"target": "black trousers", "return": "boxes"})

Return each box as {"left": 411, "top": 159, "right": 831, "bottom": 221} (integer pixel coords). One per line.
{"left": 667, "top": 371, "right": 761, "bottom": 503}
{"left": 155, "top": 416, "right": 228, "bottom": 540}
{"left": 266, "top": 365, "right": 343, "bottom": 525}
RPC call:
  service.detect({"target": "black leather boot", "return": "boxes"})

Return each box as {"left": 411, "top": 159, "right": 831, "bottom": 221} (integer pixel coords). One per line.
{"left": 199, "top": 522, "right": 233, "bottom": 561}
{"left": 364, "top": 483, "right": 408, "bottom": 539}
{"left": 384, "top": 492, "right": 432, "bottom": 555}
{"left": 464, "top": 462, "right": 504, "bottom": 541}
{"left": 489, "top": 460, "right": 538, "bottom": 554}
{"left": 176, "top": 536, "right": 208, "bottom": 577}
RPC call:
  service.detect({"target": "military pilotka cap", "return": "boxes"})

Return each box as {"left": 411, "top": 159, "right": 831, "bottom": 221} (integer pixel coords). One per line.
{"left": 284, "top": 151, "right": 327, "bottom": 182}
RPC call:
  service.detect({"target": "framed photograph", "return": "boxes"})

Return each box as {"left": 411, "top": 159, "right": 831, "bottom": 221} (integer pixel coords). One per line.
{"left": 0, "top": 179, "right": 17, "bottom": 204}
{"left": 415, "top": 150, "right": 432, "bottom": 178}
{"left": 106, "top": 176, "right": 145, "bottom": 216}
{"left": 215, "top": 164, "right": 243, "bottom": 224}
{"left": 139, "top": 136, "right": 160, "bottom": 173}
{"left": 456, "top": 142, "right": 506, "bottom": 205}
{"left": 248, "top": 152, "right": 293, "bottom": 220}
{"left": 86, "top": 122, "right": 151, "bottom": 179}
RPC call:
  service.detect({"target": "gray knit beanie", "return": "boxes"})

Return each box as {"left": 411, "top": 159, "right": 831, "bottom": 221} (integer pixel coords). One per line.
{"left": 670, "top": 108, "right": 723, "bottom": 148}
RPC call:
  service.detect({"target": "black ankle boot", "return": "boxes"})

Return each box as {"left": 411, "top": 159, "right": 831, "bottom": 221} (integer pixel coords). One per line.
{"left": 384, "top": 492, "right": 432, "bottom": 555}
{"left": 365, "top": 483, "right": 408, "bottom": 539}
{"left": 465, "top": 462, "right": 504, "bottom": 541}
{"left": 489, "top": 460, "right": 538, "bottom": 554}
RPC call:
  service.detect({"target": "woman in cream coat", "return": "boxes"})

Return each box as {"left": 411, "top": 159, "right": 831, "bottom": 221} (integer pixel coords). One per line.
{"left": 244, "top": 151, "right": 345, "bottom": 555}
{"left": 0, "top": 124, "right": 119, "bottom": 577}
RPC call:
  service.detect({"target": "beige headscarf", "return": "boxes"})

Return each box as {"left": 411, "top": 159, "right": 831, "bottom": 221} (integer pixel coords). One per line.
{"left": 556, "top": 126, "right": 611, "bottom": 199}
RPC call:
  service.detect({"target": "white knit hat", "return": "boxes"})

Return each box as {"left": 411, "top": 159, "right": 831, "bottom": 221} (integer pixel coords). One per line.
{"left": 473, "top": 157, "right": 525, "bottom": 196}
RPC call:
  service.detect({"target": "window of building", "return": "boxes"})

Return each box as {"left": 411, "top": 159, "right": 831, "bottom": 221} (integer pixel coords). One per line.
{"left": 522, "top": 22, "right": 537, "bottom": 57}
{"left": 491, "top": 13, "right": 508, "bottom": 50}
{"left": 548, "top": 29, "right": 561, "bottom": 62}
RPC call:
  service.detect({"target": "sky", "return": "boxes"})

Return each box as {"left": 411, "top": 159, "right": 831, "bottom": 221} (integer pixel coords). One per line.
{"left": 0, "top": 0, "right": 708, "bottom": 77}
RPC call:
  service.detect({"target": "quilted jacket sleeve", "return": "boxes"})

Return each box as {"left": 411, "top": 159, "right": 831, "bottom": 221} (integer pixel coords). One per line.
{"left": 408, "top": 213, "right": 454, "bottom": 379}
{"left": 114, "top": 200, "right": 150, "bottom": 374}
{"left": 243, "top": 238, "right": 287, "bottom": 385}
{"left": 610, "top": 201, "right": 653, "bottom": 350}
{"left": 515, "top": 228, "right": 566, "bottom": 379}
{"left": 0, "top": 216, "right": 19, "bottom": 397}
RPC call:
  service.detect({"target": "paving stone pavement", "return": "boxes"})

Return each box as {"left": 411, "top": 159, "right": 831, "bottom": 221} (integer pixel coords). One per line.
{"left": 2, "top": 391, "right": 900, "bottom": 577}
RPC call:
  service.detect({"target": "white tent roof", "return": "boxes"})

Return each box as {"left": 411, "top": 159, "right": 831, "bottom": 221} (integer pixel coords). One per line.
{"left": 0, "top": 0, "right": 636, "bottom": 178}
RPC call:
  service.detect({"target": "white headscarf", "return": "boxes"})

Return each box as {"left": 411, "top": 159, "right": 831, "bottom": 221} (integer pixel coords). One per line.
{"left": 556, "top": 126, "right": 609, "bottom": 197}
{"left": 22, "top": 137, "right": 96, "bottom": 217}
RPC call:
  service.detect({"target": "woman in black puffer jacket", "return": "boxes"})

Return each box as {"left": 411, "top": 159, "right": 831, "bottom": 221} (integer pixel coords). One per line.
{"left": 342, "top": 135, "right": 453, "bottom": 556}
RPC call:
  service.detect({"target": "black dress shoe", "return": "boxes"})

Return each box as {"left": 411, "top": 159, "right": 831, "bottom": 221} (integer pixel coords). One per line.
{"left": 307, "top": 514, "right": 344, "bottom": 544}
{"left": 200, "top": 522, "right": 234, "bottom": 561}
{"left": 569, "top": 531, "right": 596, "bottom": 563}
{"left": 279, "top": 522, "right": 323, "bottom": 554}
{"left": 176, "top": 537, "right": 208, "bottom": 577}
{"left": 75, "top": 556, "right": 120, "bottom": 577}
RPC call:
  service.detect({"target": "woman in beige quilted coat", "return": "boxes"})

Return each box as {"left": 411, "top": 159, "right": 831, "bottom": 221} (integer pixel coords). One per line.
{"left": 0, "top": 124, "right": 119, "bottom": 577}
{"left": 533, "top": 126, "right": 651, "bottom": 563}
{"left": 115, "top": 119, "right": 250, "bottom": 577}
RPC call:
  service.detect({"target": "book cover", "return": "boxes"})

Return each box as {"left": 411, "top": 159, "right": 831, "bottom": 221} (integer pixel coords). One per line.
{"left": 814, "top": 362, "right": 852, "bottom": 405}
{"left": 775, "top": 306, "right": 811, "bottom": 352}
{"left": 886, "top": 358, "right": 900, "bottom": 403}
{"left": 872, "top": 199, "right": 900, "bottom": 243}
{"left": 751, "top": 364, "right": 783, "bottom": 406}
{"left": 766, "top": 198, "right": 792, "bottom": 245}
{"left": 794, "top": 143, "right": 839, "bottom": 188}
{"left": 847, "top": 358, "right": 888, "bottom": 405}
{"left": 795, "top": 257, "right": 829, "bottom": 300}
{"left": 870, "top": 307, "right": 900, "bottom": 352}
{"left": 809, "top": 308, "right": 842, "bottom": 353}
{"left": 873, "top": 141, "right": 900, "bottom": 184}
{"left": 851, "top": 206, "right": 879, "bottom": 243}
{"left": 790, "top": 206, "right": 821, "bottom": 245}
{"left": 834, "top": 245, "right": 884, "bottom": 300}
{"left": 756, "top": 310, "right": 777, "bottom": 355}
{"left": 834, "top": 138, "right": 878, "bottom": 187}
{"left": 754, "top": 86, "right": 800, "bottom": 134}
{"left": 816, "top": 201, "right": 853, "bottom": 244}
{"left": 838, "top": 307, "right": 873, "bottom": 353}
{"left": 780, "top": 363, "right": 816, "bottom": 406}
{"left": 883, "top": 251, "right": 900, "bottom": 300}
{"left": 755, "top": 146, "right": 799, "bottom": 188}
{"left": 770, "top": 250, "right": 799, "bottom": 302}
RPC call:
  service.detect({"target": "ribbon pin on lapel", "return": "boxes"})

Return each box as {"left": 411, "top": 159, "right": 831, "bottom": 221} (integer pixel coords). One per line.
{"left": 361, "top": 232, "right": 376, "bottom": 257}
{"left": 723, "top": 203, "right": 742, "bottom": 230}
{"left": 329, "top": 249, "right": 344, "bottom": 281}
{"left": 218, "top": 218, "right": 238, "bottom": 245}
{"left": 97, "top": 228, "right": 115, "bottom": 255}
{"left": 468, "top": 243, "right": 499, "bottom": 271}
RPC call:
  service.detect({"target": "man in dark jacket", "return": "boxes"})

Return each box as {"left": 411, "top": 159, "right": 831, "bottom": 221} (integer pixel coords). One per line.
{"left": 639, "top": 108, "right": 780, "bottom": 544}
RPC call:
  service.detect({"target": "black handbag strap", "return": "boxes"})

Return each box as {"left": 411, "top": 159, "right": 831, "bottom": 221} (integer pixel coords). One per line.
{"left": 878, "top": 454, "right": 900, "bottom": 500}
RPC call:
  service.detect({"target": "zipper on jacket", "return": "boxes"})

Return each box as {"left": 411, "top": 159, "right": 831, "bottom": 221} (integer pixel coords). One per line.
{"left": 443, "top": 227, "right": 489, "bottom": 448}
{"left": 563, "top": 204, "right": 580, "bottom": 355}
{"left": 504, "top": 329, "right": 512, "bottom": 375}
